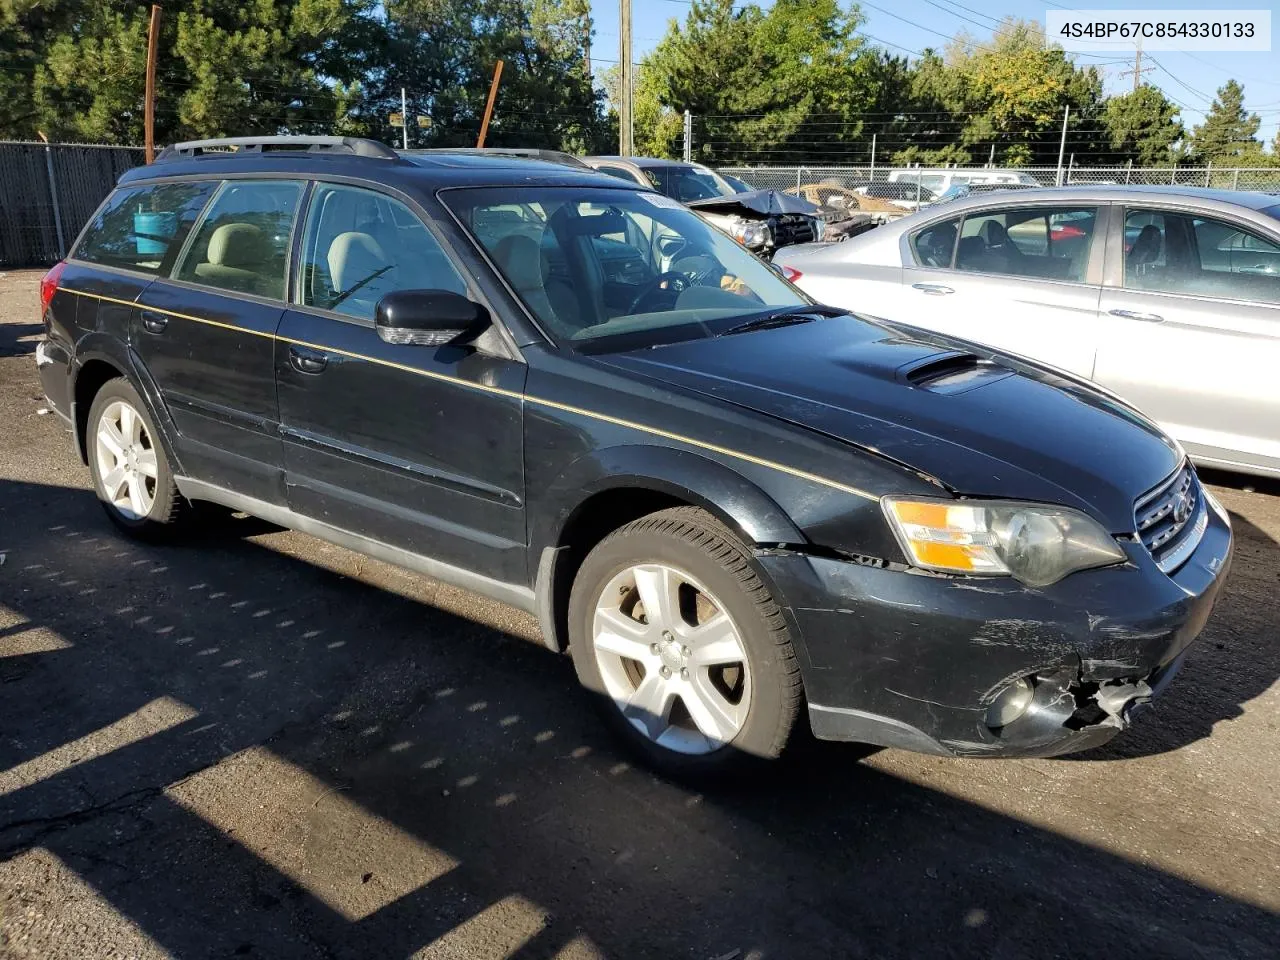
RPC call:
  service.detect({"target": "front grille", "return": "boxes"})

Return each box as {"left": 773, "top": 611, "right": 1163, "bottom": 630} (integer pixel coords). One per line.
{"left": 772, "top": 216, "right": 818, "bottom": 247}
{"left": 1134, "top": 464, "right": 1207, "bottom": 574}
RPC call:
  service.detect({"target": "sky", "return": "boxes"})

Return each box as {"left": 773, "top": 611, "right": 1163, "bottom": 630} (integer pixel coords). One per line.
{"left": 588, "top": 0, "right": 1280, "bottom": 148}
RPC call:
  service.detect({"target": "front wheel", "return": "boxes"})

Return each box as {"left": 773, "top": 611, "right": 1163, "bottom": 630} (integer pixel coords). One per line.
{"left": 568, "top": 507, "right": 802, "bottom": 778}
{"left": 86, "top": 378, "right": 189, "bottom": 539}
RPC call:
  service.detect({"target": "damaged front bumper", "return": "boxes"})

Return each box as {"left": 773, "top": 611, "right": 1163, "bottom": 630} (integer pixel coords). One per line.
{"left": 756, "top": 497, "right": 1232, "bottom": 758}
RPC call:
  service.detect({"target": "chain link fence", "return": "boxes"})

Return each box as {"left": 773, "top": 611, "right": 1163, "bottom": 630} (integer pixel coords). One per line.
{"left": 719, "top": 164, "right": 1280, "bottom": 194}
{"left": 0, "top": 141, "right": 144, "bottom": 269}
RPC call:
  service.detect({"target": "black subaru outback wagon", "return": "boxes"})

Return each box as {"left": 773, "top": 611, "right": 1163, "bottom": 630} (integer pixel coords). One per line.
{"left": 36, "top": 136, "right": 1232, "bottom": 773}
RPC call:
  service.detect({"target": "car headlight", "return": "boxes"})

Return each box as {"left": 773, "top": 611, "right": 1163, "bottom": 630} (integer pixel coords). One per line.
{"left": 882, "top": 498, "right": 1126, "bottom": 587}
{"left": 731, "top": 220, "right": 771, "bottom": 249}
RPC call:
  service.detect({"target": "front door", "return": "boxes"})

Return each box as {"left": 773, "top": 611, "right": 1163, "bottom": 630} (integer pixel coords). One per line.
{"left": 898, "top": 203, "right": 1107, "bottom": 377}
{"left": 136, "top": 178, "right": 305, "bottom": 503}
{"left": 1096, "top": 206, "right": 1280, "bottom": 473}
{"left": 275, "top": 182, "right": 527, "bottom": 584}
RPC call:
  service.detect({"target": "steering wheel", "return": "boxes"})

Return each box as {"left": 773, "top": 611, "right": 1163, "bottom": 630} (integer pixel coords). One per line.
{"left": 627, "top": 270, "right": 691, "bottom": 315}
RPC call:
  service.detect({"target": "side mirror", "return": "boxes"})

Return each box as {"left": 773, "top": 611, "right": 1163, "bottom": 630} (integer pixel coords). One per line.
{"left": 374, "top": 289, "right": 488, "bottom": 346}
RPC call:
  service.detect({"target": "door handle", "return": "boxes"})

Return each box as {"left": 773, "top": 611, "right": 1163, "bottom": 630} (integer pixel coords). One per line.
{"left": 288, "top": 345, "right": 328, "bottom": 375}
{"left": 140, "top": 310, "right": 169, "bottom": 334}
{"left": 1109, "top": 308, "right": 1164, "bottom": 323}
{"left": 911, "top": 282, "right": 955, "bottom": 296}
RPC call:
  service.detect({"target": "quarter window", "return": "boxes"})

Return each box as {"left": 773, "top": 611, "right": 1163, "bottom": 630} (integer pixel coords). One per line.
{"left": 955, "top": 206, "right": 1096, "bottom": 282}
{"left": 911, "top": 217, "right": 960, "bottom": 268}
{"left": 175, "top": 180, "right": 302, "bottom": 299}
{"left": 298, "top": 184, "right": 466, "bottom": 321}
{"left": 74, "top": 181, "right": 216, "bottom": 275}
{"left": 1124, "top": 208, "right": 1280, "bottom": 305}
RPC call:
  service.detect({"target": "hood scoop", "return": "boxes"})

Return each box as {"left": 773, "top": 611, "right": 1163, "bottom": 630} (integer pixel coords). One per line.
{"left": 900, "top": 352, "right": 1013, "bottom": 395}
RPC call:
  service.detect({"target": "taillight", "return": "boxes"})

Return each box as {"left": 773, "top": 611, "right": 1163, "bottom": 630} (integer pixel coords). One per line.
{"left": 40, "top": 261, "right": 66, "bottom": 321}
{"left": 781, "top": 265, "right": 803, "bottom": 283}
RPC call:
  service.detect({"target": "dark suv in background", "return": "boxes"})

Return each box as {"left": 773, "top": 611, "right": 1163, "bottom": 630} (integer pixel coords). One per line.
{"left": 35, "top": 136, "right": 1232, "bottom": 775}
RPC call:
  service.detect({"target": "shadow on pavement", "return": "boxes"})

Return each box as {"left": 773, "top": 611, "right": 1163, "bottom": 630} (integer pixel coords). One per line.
{"left": 0, "top": 322, "right": 43, "bottom": 357}
{"left": 1, "top": 478, "right": 1277, "bottom": 959}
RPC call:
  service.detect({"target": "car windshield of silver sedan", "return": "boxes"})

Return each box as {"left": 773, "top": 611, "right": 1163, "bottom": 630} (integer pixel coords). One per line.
{"left": 446, "top": 186, "right": 809, "bottom": 348}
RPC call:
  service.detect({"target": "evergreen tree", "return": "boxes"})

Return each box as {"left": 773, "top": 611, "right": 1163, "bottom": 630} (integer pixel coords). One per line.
{"left": 1103, "top": 85, "right": 1183, "bottom": 165}
{"left": 1191, "top": 80, "right": 1261, "bottom": 162}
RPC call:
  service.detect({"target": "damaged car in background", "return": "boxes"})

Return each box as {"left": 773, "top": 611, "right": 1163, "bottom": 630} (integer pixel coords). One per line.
{"left": 583, "top": 156, "right": 858, "bottom": 255}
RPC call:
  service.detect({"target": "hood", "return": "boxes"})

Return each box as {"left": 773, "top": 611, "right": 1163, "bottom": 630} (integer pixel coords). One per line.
{"left": 687, "top": 189, "right": 820, "bottom": 218}
{"left": 596, "top": 315, "right": 1181, "bottom": 528}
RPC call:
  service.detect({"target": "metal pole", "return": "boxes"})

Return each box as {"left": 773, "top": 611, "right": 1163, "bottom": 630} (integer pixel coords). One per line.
{"left": 1233, "top": 167, "right": 1240, "bottom": 189}
{"left": 619, "top": 0, "right": 632, "bottom": 155}
{"left": 476, "top": 61, "right": 504, "bottom": 148}
{"left": 683, "top": 110, "right": 691, "bottom": 162}
{"left": 401, "top": 88, "right": 409, "bottom": 150}
{"left": 988, "top": 143, "right": 995, "bottom": 168}
{"left": 1126, "top": 158, "right": 1132, "bottom": 184}
{"left": 1055, "top": 105, "right": 1069, "bottom": 186}
{"left": 144, "top": 4, "right": 162, "bottom": 163}
{"left": 1205, "top": 161, "right": 1212, "bottom": 187}
{"left": 41, "top": 137, "right": 66, "bottom": 258}
{"left": 870, "top": 133, "right": 876, "bottom": 180}
{"left": 1171, "top": 164, "right": 1177, "bottom": 185}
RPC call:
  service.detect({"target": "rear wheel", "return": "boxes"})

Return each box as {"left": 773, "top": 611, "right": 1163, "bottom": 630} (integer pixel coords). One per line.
{"left": 569, "top": 507, "right": 802, "bottom": 777}
{"left": 86, "top": 378, "right": 189, "bottom": 538}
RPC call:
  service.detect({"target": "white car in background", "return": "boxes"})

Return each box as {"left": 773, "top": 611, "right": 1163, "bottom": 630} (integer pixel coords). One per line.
{"left": 774, "top": 185, "right": 1280, "bottom": 479}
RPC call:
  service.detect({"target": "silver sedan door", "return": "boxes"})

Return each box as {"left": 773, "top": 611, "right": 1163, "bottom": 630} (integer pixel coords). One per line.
{"left": 1095, "top": 205, "right": 1280, "bottom": 475}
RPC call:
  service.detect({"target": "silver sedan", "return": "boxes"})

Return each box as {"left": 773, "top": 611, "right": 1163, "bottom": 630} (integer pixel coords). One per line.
{"left": 774, "top": 185, "right": 1280, "bottom": 479}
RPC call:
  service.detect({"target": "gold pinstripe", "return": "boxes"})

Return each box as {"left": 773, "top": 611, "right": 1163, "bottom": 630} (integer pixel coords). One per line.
{"left": 57, "top": 285, "right": 878, "bottom": 500}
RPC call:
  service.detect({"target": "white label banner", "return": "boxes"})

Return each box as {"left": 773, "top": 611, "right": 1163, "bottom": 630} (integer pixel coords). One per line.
{"left": 1047, "top": 9, "right": 1271, "bottom": 51}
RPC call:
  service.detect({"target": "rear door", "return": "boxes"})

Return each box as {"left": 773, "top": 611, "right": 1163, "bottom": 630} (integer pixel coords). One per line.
{"left": 136, "top": 179, "right": 305, "bottom": 503}
{"left": 897, "top": 202, "right": 1107, "bottom": 376}
{"left": 1095, "top": 205, "right": 1280, "bottom": 473}
{"left": 275, "top": 181, "right": 527, "bottom": 584}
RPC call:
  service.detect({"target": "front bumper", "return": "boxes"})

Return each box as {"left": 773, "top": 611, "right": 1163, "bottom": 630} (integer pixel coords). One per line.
{"left": 757, "top": 497, "right": 1233, "bottom": 758}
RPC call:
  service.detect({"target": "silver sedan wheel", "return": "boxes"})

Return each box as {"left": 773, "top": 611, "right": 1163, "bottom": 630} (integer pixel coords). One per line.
{"left": 94, "top": 400, "right": 158, "bottom": 520}
{"left": 592, "top": 563, "right": 752, "bottom": 755}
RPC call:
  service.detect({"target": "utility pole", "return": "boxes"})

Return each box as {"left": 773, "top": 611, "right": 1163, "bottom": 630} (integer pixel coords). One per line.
{"left": 477, "top": 60, "right": 504, "bottom": 148}
{"left": 1055, "top": 105, "right": 1070, "bottom": 186}
{"left": 683, "top": 110, "right": 692, "bottom": 161}
{"left": 144, "top": 4, "right": 162, "bottom": 163}
{"left": 619, "top": 0, "right": 633, "bottom": 155}
{"left": 1119, "top": 39, "right": 1154, "bottom": 92}
{"left": 400, "top": 88, "right": 409, "bottom": 150}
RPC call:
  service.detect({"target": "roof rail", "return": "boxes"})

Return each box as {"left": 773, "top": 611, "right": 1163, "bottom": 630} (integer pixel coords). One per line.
{"left": 155, "top": 136, "right": 398, "bottom": 162}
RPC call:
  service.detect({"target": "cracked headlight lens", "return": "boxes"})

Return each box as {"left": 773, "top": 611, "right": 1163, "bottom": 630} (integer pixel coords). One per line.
{"left": 882, "top": 498, "right": 1126, "bottom": 587}
{"left": 731, "top": 220, "right": 771, "bottom": 249}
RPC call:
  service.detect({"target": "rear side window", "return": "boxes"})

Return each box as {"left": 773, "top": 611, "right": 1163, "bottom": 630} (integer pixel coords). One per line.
{"left": 297, "top": 183, "right": 466, "bottom": 321}
{"left": 1124, "top": 208, "right": 1280, "bottom": 304}
{"left": 174, "top": 180, "right": 303, "bottom": 300}
{"left": 955, "top": 206, "right": 1096, "bottom": 282}
{"left": 911, "top": 217, "right": 960, "bottom": 267}
{"left": 74, "top": 181, "right": 215, "bottom": 275}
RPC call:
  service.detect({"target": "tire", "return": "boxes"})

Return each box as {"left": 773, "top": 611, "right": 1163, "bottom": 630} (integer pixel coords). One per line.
{"left": 86, "top": 377, "right": 190, "bottom": 539}
{"left": 568, "top": 506, "right": 802, "bottom": 778}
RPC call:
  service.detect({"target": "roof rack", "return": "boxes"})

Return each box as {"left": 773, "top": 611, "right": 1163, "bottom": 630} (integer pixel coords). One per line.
{"left": 155, "top": 136, "right": 398, "bottom": 162}
{"left": 407, "top": 147, "right": 591, "bottom": 170}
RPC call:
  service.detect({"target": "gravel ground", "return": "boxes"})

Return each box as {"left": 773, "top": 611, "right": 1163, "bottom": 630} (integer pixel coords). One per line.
{"left": 0, "top": 267, "right": 1277, "bottom": 959}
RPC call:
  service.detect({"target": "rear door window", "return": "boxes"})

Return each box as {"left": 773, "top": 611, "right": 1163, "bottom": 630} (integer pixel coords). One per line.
{"left": 955, "top": 206, "right": 1096, "bottom": 282}
{"left": 74, "top": 181, "right": 216, "bottom": 275}
{"left": 1124, "top": 208, "right": 1280, "bottom": 304}
{"left": 174, "top": 180, "right": 303, "bottom": 299}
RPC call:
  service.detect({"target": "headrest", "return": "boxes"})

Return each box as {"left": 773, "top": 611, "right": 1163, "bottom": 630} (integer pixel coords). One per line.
{"left": 327, "top": 231, "right": 386, "bottom": 293}
{"left": 493, "top": 234, "right": 543, "bottom": 292}
{"left": 206, "top": 223, "right": 266, "bottom": 268}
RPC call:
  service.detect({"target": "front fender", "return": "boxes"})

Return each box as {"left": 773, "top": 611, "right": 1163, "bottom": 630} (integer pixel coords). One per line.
{"left": 530, "top": 444, "right": 806, "bottom": 561}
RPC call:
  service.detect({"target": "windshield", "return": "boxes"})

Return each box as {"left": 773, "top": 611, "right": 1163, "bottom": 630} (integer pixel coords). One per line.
{"left": 444, "top": 186, "right": 809, "bottom": 350}
{"left": 663, "top": 165, "right": 737, "bottom": 202}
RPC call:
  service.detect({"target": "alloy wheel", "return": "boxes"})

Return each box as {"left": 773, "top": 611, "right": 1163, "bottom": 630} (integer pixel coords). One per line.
{"left": 94, "top": 400, "right": 158, "bottom": 520}
{"left": 592, "top": 562, "right": 752, "bottom": 755}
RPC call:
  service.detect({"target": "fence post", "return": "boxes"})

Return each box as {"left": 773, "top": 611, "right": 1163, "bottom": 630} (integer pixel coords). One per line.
{"left": 1055, "top": 105, "right": 1069, "bottom": 186}
{"left": 1233, "top": 168, "right": 1240, "bottom": 190}
{"left": 1171, "top": 164, "right": 1177, "bottom": 185}
{"left": 1205, "top": 161, "right": 1211, "bottom": 188}
{"left": 869, "top": 133, "right": 876, "bottom": 181}
{"left": 42, "top": 141, "right": 66, "bottom": 259}
{"left": 1125, "top": 159, "right": 1132, "bottom": 184}
{"left": 682, "top": 110, "right": 692, "bottom": 162}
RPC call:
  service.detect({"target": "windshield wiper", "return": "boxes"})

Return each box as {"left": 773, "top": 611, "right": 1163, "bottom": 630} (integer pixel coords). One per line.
{"left": 718, "top": 305, "right": 846, "bottom": 338}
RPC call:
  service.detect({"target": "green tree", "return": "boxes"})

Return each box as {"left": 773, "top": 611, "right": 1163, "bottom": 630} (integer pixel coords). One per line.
{"left": 1102, "top": 85, "right": 1183, "bottom": 165}
{"left": 1191, "top": 80, "right": 1261, "bottom": 162}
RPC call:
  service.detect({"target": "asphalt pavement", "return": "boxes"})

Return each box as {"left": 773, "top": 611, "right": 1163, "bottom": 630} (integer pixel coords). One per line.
{"left": 1, "top": 269, "right": 1277, "bottom": 959}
